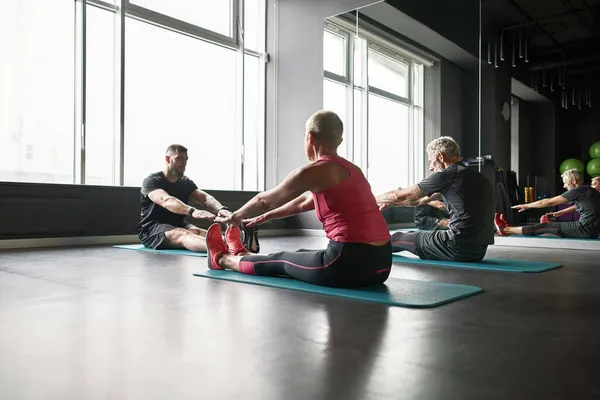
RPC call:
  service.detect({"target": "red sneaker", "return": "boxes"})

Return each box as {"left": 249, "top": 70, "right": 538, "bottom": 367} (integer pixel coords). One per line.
{"left": 540, "top": 214, "right": 550, "bottom": 224}
{"left": 500, "top": 214, "right": 508, "bottom": 224}
{"left": 225, "top": 225, "right": 249, "bottom": 256}
{"left": 206, "top": 223, "right": 228, "bottom": 270}
{"left": 494, "top": 213, "right": 510, "bottom": 236}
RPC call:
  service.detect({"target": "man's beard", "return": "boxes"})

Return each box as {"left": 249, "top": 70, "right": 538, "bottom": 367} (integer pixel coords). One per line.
{"left": 170, "top": 166, "right": 184, "bottom": 178}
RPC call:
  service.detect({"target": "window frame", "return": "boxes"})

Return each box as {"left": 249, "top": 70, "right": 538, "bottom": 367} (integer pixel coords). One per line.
{"left": 323, "top": 17, "right": 432, "bottom": 189}
{"left": 67, "top": 0, "right": 267, "bottom": 189}
{"left": 323, "top": 25, "right": 350, "bottom": 83}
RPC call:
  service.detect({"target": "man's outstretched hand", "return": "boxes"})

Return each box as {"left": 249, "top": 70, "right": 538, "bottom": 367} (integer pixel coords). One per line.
{"left": 217, "top": 208, "right": 232, "bottom": 219}
{"left": 378, "top": 202, "right": 394, "bottom": 211}
{"left": 192, "top": 210, "right": 216, "bottom": 221}
{"left": 215, "top": 212, "right": 243, "bottom": 226}
{"left": 511, "top": 204, "right": 530, "bottom": 213}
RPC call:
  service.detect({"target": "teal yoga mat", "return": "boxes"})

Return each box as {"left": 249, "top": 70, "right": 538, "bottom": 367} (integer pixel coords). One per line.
{"left": 508, "top": 234, "right": 599, "bottom": 241}
{"left": 393, "top": 228, "right": 599, "bottom": 240}
{"left": 392, "top": 254, "right": 561, "bottom": 273}
{"left": 192, "top": 270, "right": 482, "bottom": 308}
{"left": 114, "top": 244, "right": 207, "bottom": 257}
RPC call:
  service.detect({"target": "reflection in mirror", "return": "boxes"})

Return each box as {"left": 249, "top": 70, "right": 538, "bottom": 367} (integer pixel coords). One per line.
{"left": 481, "top": 0, "right": 600, "bottom": 235}
{"left": 323, "top": 1, "right": 480, "bottom": 229}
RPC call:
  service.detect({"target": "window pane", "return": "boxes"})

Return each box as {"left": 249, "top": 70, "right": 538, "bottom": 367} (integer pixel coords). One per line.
{"left": 368, "top": 48, "right": 408, "bottom": 98}
{"left": 367, "top": 94, "right": 410, "bottom": 194}
{"left": 324, "top": 30, "right": 346, "bottom": 77}
{"left": 353, "top": 36, "right": 366, "bottom": 88}
{"left": 0, "top": 0, "right": 74, "bottom": 184}
{"left": 413, "top": 63, "right": 424, "bottom": 107}
{"left": 131, "top": 0, "right": 231, "bottom": 37}
{"left": 413, "top": 107, "right": 424, "bottom": 183}
{"left": 244, "top": 55, "right": 264, "bottom": 191}
{"left": 353, "top": 88, "right": 364, "bottom": 167}
{"left": 124, "top": 19, "right": 238, "bottom": 189}
{"left": 86, "top": 6, "right": 118, "bottom": 185}
{"left": 244, "top": 0, "right": 265, "bottom": 52}
{"left": 323, "top": 79, "right": 349, "bottom": 159}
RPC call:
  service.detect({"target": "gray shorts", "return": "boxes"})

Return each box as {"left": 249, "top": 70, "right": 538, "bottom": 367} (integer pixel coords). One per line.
{"left": 391, "top": 230, "right": 488, "bottom": 262}
{"left": 558, "top": 222, "right": 600, "bottom": 239}
{"left": 138, "top": 222, "right": 196, "bottom": 249}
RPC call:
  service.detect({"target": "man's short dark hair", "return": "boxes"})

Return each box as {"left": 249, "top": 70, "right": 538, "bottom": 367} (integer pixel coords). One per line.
{"left": 166, "top": 144, "right": 188, "bottom": 155}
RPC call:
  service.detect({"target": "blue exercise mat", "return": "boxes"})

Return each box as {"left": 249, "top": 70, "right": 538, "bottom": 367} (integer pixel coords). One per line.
{"left": 192, "top": 270, "right": 482, "bottom": 308}
{"left": 393, "top": 228, "right": 599, "bottom": 241}
{"left": 114, "top": 244, "right": 207, "bottom": 257}
{"left": 392, "top": 254, "right": 561, "bottom": 273}
{"left": 507, "top": 234, "right": 600, "bottom": 241}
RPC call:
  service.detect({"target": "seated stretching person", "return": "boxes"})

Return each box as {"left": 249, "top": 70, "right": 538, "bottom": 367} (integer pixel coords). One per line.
{"left": 414, "top": 196, "right": 450, "bottom": 230}
{"left": 540, "top": 175, "right": 600, "bottom": 222}
{"left": 376, "top": 137, "right": 495, "bottom": 262}
{"left": 137, "top": 144, "right": 233, "bottom": 251}
{"left": 204, "top": 110, "right": 392, "bottom": 288}
{"left": 495, "top": 169, "right": 600, "bottom": 238}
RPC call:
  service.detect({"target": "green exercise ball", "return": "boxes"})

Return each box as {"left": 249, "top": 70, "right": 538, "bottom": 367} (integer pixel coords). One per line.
{"left": 559, "top": 158, "right": 585, "bottom": 174}
{"left": 590, "top": 141, "right": 600, "bottom": 159}
{"left": 587, "top": 158, "right": 600, "bottom": 178}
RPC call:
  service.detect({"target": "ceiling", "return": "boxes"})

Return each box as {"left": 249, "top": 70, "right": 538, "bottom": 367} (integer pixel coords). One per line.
{"left": 483, "top": 0, "right": 600, "bottom": 79}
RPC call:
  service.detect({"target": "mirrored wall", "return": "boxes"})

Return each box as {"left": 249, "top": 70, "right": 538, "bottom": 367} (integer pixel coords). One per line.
{"left": 480, "top": 0, "right": 600, "bottom": 227}
{"left": 323, "top": 0, "right": 481, "bottom": 196}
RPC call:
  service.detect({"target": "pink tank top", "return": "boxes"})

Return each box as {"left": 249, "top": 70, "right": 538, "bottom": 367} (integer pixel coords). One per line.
{"left": 312, "top": 156, "right": 391, "bottom": 243}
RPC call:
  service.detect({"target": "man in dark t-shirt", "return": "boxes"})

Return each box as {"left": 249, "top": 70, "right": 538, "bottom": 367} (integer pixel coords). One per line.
{"left": 376, "top": 136, "right": 495, "bottom": 262}
{"left": 495, "top": 169, "right": 600, "bottom": 239}
{"left": 137, "top": 144, "right": 233, "bottom": 251}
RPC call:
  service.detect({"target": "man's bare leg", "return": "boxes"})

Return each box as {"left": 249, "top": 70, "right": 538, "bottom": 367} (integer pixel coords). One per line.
{"left": 186, "top": 226, "right": 207, "bottom": 237}
{"left": 164, "top": 228, "right": 207, "bottom": 252}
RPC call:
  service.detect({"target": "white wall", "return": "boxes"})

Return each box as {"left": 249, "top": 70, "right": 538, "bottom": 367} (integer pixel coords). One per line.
{"left": 265, "top": 0, "right": 384, "bottom": 189}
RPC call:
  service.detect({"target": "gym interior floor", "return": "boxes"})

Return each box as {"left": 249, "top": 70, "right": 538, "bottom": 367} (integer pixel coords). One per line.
{"left": 1, "top": 236, "right": 599, "bottom": 399}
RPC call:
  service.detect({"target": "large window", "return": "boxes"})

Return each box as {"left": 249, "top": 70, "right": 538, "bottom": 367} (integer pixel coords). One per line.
{"left": 0, "top": 0, "right": 75, "bottom": 184}
{"left": 0, "top": 0, "right": 266, "bottom": 190}
{"left": 323, "top": 21, "right": 431, "bottom": 194}
{"left": 124, "top": 19, "right": 238, "bottom": 189}
{"left": 129, "top": 0, "right": 232, "bottom": 38}
{"left": 86, "top": 5, "right": 119, "bottom": 186}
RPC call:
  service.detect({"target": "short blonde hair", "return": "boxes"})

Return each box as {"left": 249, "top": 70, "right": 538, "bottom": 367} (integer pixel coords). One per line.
{"left": 427, "top": 136, "right": 461, "bottom": 160}
{"left": 592, "top": 176, "right": 600, "bottom": 184}
{"left": 561, "top": 168, "right": 584, "bottom": 183}
{"left": 306, "top": 110, "right": 343, "bottom": 148}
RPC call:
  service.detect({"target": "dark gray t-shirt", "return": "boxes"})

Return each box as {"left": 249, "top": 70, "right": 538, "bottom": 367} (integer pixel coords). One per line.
{"left": 561, "top": 184, "right": 600, "bottom": 226}
{"left": 417, "top": 163, "right": 495, "bottom": 245}
{"left": 138, "top": 172, "right": 198, "bottom": 231}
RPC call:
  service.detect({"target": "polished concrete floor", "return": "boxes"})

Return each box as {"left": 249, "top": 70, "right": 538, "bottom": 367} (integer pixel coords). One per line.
{"left": 1, "top": 236, "right": 599, "bottom": 400}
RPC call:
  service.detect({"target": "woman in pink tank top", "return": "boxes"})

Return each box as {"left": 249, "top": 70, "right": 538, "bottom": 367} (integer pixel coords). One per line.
{"left": 204, "top": 110, "right": 391, "bottom": 288}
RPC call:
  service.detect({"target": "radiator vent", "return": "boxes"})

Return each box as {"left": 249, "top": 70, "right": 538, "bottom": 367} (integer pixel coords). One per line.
{"left": 0, "top": 198, "right": 85, "bottom": 235}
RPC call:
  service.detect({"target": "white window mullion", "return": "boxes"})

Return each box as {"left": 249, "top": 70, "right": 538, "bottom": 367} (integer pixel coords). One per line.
{"left": 74, "top": 0, "right": 85, "bottom": 184}
{"left": 235, "top": 0, "right": 244, "bottom": 190}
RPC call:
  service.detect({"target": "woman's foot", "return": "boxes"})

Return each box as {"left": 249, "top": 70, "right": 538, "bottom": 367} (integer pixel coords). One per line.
{"left": 206, "top": 223, "right": 228, "bottom": 270}
{"left": 225, "top": 225, "right": 249, "bottom": 256}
